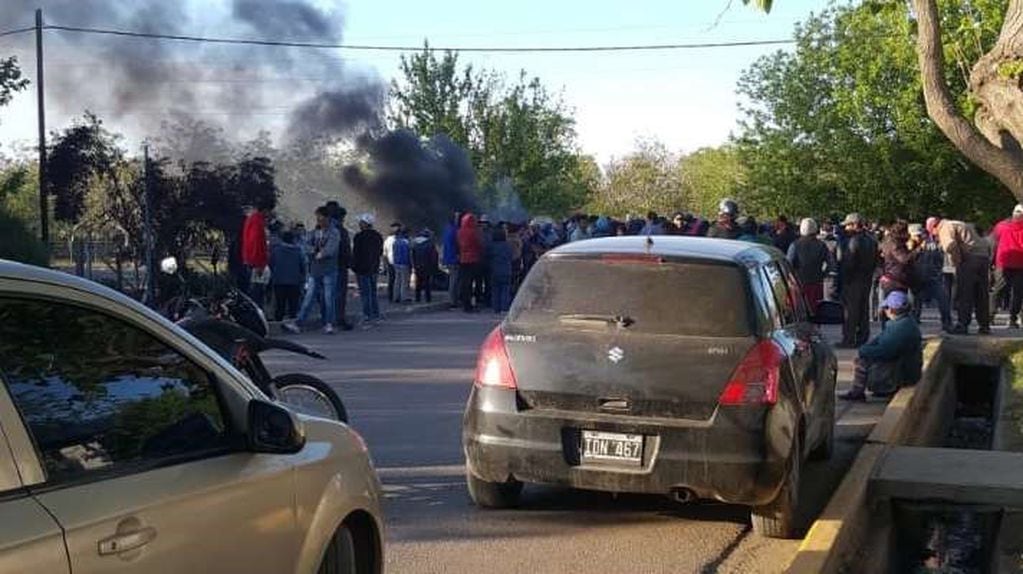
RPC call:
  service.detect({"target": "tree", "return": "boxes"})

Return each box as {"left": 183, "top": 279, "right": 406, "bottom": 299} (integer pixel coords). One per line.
{"left": 48, "top": 113, "right": 121, "bottom": 224}
{"left": 589, "top": 138, "right": 686, "bottom": 216}
{"left": 914, "top": 0, "right": 1023, "bottom": 198}
{"left": 389, "top": 46, "right": 595, "bottom": 215}
{"left": 680, "top": 146, "right": 745, "bottom": 217}
{"left": 0, "top": 56, "right": 28, "bottom": 112}
{"left": 747, "top": 0, "right": 1023, "bottom": 202}
{"left": 734, "top": 2, "right": 1011, "bottom": 223}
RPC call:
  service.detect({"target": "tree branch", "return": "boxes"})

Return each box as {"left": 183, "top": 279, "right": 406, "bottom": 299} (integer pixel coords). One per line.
{"left": 913, "top": 0, "right": 1023, "bottom": 197}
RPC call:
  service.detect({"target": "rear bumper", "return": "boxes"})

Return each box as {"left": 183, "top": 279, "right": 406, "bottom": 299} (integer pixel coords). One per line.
{"left": 463, "top": 387, "right": 794, "bottom": 506}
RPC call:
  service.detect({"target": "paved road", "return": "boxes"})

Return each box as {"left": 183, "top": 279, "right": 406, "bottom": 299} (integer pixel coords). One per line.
{"left": 265, "top": 311, "right": 886, "bottom": 573}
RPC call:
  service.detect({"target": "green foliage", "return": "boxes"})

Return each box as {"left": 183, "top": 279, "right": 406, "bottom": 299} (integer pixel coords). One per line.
{"left": 0, "top": 160, "right": 47, "bottom": 266}
{"left": 0, "top": 56, "right": 28, "bottom": 111}
{"left": 742, "top": 0, "right": 773, "bottom": 13}
{"left": 998, "top": 59, "right": 1023, "bottom": 79}
{"left": 390, "top": 46, "right": 594, "bottom": 216}
{"left": 0, "top": 209, "right": 48, "bottom": 265}
{"left": 681, "top": 146, "right": 746, "bottom": 217}
{"left": 588, "top": 139, "right": 685, "bottom": 216}
{"left": 48, "top": 112, "right": 121, "bottom": 223}
{"left": 733, "top": 0, "right": 1013, "bottom": 225}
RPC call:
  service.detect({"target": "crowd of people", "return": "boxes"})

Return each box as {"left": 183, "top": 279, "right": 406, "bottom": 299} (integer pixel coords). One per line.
{"left": 238, "top": 196, "right": 1023, "bottom": 403}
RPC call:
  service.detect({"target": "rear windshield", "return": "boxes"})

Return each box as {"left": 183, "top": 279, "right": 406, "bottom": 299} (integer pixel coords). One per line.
{"left": 509, "top": 256, "right": 752, "bottom": 337}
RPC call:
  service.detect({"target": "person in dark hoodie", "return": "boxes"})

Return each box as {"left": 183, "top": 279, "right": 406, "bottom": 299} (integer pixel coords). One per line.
{"left": 458, "top": 213, "right": 484, "bottom": 312}
{"left": 270, "top": 230, "right": 305, "bottom": 322}
{"left": 325, "top": 201, "right": 354, "bottom": 331}
{"left": 352, "top": 213, "right": 384, "bottom": 323}
{"left": 488, "top": 228, "right": 514, "bottom": 313}
{"left": 412, "top": 229, "right": 439, "bottom": 303}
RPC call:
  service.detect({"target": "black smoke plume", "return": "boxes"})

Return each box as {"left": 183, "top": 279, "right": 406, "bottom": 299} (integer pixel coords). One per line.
{"left": 342, "top": 130, "right": 480, "bottom": 232}
{"left": 0, "top": 0, "right": 382, "bottom": 141}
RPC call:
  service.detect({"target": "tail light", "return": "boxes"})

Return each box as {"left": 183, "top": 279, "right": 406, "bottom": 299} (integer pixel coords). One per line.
{"left": 474, "top": 327, "right": 518, "bottom": 389}
{"left": 718, "top": 340, "right": 784, "bottom": 405}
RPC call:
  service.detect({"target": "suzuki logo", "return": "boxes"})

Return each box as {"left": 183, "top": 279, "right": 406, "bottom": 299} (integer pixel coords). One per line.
{"left": 608, "top": 346, "right": 625, "bottom": 363}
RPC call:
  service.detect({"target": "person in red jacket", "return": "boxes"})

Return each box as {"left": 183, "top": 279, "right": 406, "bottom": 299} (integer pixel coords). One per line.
{"left": 990, "top": 204, "right": 1023, "bottom": 328}
{"left": 242, "top": 199, "right": 273, "bottom": 308}
{"left": 457, "top": 212, "right": 484, "bottom": 312}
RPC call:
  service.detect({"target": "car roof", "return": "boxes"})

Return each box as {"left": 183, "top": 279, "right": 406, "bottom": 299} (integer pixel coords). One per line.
{"left": 0, "top": 258, "right": 153, "bottom": 314}
{"left": 547, "top": 236, "right": 781, "bottom": 265}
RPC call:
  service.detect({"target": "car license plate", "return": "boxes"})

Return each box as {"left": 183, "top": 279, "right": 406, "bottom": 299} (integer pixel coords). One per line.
{"left": 581, "top": 431, "right": 643, "bottom": 464}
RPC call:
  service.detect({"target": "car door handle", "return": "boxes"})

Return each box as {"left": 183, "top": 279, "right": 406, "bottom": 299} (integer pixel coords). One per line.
{"left": 98, "top": 527, "right": 157, "bottom": 556}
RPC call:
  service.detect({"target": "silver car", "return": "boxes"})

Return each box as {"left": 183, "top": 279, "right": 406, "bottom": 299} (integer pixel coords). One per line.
{"left": 0, "top": 260, "right": 383, "bottom": 574}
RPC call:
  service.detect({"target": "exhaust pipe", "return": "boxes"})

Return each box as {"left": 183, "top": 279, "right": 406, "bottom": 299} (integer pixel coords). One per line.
{"left": 668, "top": 488, "right": 695, "bottom": 504}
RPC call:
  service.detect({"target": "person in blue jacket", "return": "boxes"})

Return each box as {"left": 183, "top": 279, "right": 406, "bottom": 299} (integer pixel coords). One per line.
{"left": 442, "top": 212, "right": 461, "bottom": 308}
{"left": 840, "top": 290, "right": 922, "bottom": 401}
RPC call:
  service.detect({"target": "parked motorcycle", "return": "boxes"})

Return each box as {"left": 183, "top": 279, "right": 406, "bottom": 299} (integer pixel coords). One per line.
{"left": 158, "top": 257, "right": 348, "bottom": 422}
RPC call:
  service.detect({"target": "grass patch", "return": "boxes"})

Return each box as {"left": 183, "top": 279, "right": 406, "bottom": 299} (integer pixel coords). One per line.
{"left": 1002, "top": 349, "right": 1023, "bottom": 452}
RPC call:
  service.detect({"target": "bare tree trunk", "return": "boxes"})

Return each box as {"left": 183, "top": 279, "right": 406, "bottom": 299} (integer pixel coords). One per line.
{"left": 914, "top": 0, "right": 1023, "bottom": 199}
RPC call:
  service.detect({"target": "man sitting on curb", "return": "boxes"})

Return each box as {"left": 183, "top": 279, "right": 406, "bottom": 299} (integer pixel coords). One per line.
{"left": 839, "top": 290, "right": 922, "bottom": 401}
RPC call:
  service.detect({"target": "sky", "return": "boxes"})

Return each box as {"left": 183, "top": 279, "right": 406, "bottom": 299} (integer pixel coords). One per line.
{"left": 0, "top": 0, "right": 831, "bottom": 164}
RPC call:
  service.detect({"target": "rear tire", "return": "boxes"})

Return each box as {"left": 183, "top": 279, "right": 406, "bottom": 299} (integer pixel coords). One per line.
{"left": 273, "top": 373, "right": 349, "bottom": 423}
{"left": 317, "top": 525, "right": 357, "bottom": 574}
{"left": 466, "top": 470, "right": 523, "bottom": 509}
{"left": 752, "top": 435, "right": 803, "bottom": 539}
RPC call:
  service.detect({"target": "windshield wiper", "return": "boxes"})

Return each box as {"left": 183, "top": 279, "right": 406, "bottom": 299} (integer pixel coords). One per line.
{"left": 558, "top": 314, "right": 635, "bottom": 328}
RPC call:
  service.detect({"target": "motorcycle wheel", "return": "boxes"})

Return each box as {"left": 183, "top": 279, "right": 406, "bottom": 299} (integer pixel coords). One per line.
{"left": 273, "top": 373, "right": 348, "bottom": 423}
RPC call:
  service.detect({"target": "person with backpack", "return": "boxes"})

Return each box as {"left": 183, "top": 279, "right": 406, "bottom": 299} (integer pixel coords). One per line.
{"left": 412, "top": 229, "right": 439, "bottom": 303}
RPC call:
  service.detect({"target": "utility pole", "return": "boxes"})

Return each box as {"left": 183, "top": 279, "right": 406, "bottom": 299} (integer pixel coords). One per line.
{"left": 35, "top": 9, "right": 49, "bottom": 245}
{"left": 142, "top": 143, "right": 155, "bottom": 307}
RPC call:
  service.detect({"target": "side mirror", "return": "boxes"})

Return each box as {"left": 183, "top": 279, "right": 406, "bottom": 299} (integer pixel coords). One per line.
{"left": 247, "top": 399, "right": 306, "bottom": 454}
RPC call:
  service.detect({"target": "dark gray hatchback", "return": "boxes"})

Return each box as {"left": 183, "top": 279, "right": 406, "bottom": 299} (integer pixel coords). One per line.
{"left": 462, "top": 236, "right": 837, "bottom": 538}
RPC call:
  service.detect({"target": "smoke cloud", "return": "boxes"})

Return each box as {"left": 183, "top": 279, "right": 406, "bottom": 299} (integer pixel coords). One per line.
{"left": 0, "top": 0, "right": 382, "bottom": 141}
{"left": 0, "top": 1, "right": 525, "bottom": 228}
{"left": 342, "top": 130, "right": 480, "bottom": 232}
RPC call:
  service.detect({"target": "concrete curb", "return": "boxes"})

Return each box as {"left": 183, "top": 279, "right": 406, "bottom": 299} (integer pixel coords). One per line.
{"left": 786, "top": 338, "right": 945, "bottom": 574}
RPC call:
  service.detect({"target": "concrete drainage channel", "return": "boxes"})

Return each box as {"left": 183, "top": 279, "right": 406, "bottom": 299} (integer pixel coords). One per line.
{"left": 788, "top": 337, "right": 1023, "bottom": 573}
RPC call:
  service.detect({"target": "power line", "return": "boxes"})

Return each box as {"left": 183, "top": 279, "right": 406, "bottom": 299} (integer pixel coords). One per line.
{"left": 0, "top": 26, "right": 34, "bottom": 39}
{"left": 43, "top": 24, "right": 794, "bottom": 53}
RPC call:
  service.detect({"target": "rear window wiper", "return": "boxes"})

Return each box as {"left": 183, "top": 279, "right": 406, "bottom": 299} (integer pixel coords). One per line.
{"left": 558, "top": 314, "right": 635, "bottom": 328}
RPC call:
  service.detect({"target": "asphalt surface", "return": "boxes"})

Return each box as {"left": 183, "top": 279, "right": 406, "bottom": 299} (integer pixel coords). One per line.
{"left": 264, "top": 310, "right": 886, "bottom": 574}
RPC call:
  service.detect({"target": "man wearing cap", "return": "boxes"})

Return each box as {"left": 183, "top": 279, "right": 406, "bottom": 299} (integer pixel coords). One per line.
{"left": 838, "top": 213, "right": 879, "bottom": 347}
{"left": 352, "top": 214, "right": 384, "bottom": 323}
{"left": 988, "top": 205, "right": 1023, "bottom": 329}
{"left": 927, "top": 217, "right": 991, "bottom": 334}
{"left": 840, "top": 291, "right": 922, "bottom": 401}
